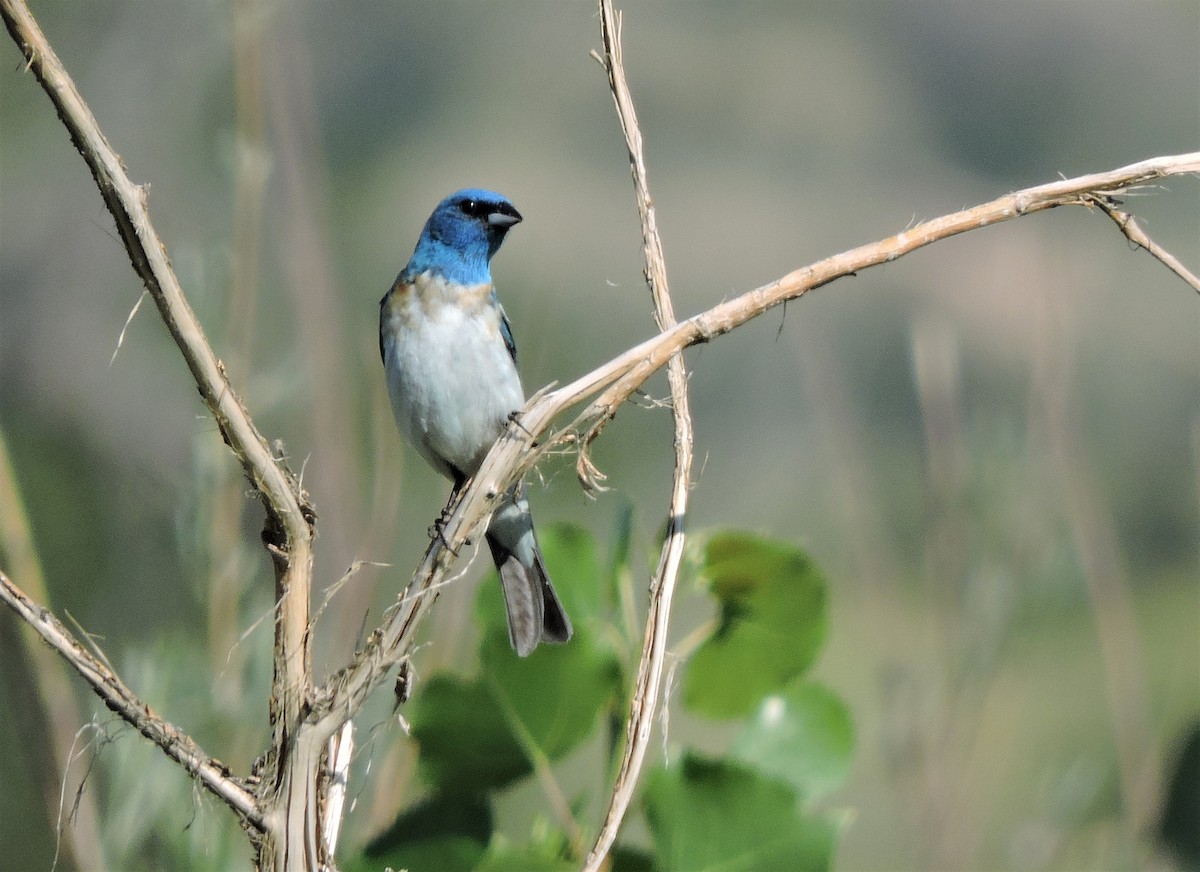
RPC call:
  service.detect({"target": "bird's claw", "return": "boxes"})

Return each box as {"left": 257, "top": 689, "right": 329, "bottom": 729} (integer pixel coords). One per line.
{"left": 427, "top": 511, "right": 460, "bottom": 556}
{"left": 506, "top": 409, "right": 534, "bottom": 439}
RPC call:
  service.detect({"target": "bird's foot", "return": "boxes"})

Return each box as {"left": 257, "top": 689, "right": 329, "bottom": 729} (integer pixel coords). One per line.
{"left": 506, "top": 409, "right": 535, "bottom": 440}
{"left": 427, "top": 508, "right": 461, "bottom": 556}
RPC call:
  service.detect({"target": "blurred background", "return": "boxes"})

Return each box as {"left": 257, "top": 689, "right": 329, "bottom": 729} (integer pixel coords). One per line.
{"left": 1, "top": 1, "right": 1197, "bottom": 869}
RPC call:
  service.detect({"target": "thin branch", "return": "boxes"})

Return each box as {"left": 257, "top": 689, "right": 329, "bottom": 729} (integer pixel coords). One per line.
{"left": 1087, "top": 193, "right": 1200, "bottom": 294}
{"left": 3, "top": 1, "right": 317, "bottom": 862}
{"left": 0, "top": 570, "right": 261, "bottom": 827}
{"left": 315, "top": 148, "right": 1200, "bottom": 743}
{"left": 584, "top": 3, "right": 694, "bottom": 869}
{"left": 0, "top": 0, "right": 311, "bottom": 542}
{"left": 549, "top": 151, "right": 1200, "bottom": 446}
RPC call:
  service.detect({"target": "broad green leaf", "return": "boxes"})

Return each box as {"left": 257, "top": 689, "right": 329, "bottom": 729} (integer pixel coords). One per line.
{"left": 411, "top": 629, "right": 619, "bottom": 795}
{"left": 354, "top": 792, "right": 491, "bottom": 872}
{"left": 643, "top": 753, "right": 835, "bottom": 872}
{"left": 684, "top": 532, "right": 828, "bottom": 718}
{"left": 410, "top": 676, "right": 528, "bottom": 793}
{"left": 352, "top": 836, "right": 482, "bottom": 872}
{"left": 609, "top": 845, "right": 656, "bottom": 872}
{"left": 481, "top": 624, "right": 621, "bottom": 761}
{"left": 539, "top": 522, "right": 605, "bottom": 619}
{"left": 732, "top": 681, "right": 854, "bottom": 801}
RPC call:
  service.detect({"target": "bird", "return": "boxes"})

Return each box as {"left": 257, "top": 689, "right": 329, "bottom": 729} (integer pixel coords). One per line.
{"left": 379, "top": 188, "right": 572, "bottom": 657}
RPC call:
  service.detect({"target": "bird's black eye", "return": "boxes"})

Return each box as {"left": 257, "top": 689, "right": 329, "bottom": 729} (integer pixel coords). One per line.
{"left": 459, "top": 199, "right": 489, "bottom": 219}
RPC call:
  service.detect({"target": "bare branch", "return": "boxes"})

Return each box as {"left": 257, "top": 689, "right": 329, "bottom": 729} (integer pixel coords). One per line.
{"left": 1087, "top": 194, "right": 1200, "bottom": 294}
{"left": 0, "top": 570, "right": 261, "bottom": 827}
{"left": 547, "top": 151, "right": 1200, "bottom": 446}
{"left": 584, "top": 2, "right": 694, "bottom": 869}
{"left": 0, "top": 0, "right": 312, "bottom": 541}
{"left": 2, "top": 1, "right": 320, "bottom": 863}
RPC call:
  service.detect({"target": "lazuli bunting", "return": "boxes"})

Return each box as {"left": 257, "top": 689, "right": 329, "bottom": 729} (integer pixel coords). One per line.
{"left": 380, "top": 189, "right": 572, "bottom": 657}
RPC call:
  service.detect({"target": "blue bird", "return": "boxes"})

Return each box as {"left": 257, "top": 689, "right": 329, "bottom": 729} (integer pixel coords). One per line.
{"left": 380, "top": 189, "right": 572, "bottom": 656}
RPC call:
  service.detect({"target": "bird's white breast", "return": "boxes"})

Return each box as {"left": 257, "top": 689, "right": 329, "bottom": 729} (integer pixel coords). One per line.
{"left": 382, "top": 273, "right": 525, "bottom": 481}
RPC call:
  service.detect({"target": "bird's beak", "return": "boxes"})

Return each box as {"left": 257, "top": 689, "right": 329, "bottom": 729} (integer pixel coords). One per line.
{"left": 487, "top": 205, "right": 523, "bottom": 228}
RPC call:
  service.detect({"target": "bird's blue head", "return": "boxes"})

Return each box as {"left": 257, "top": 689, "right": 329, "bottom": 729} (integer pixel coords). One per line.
{"left": 405, "top": 188, "right": 522, "bottom": 285}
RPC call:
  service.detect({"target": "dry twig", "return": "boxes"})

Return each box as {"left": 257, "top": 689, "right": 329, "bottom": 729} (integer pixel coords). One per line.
{"left": 583, "top": 3, "right": 694, "bottom": 869}
{"left": 3, "top": 0, "right": 320, "bottom": 865}
{"left": 1087, "top": 193, "right": 1200, "bottom": 294}
{"left": 0, "top": 570, "right": 261, "bottom": 825}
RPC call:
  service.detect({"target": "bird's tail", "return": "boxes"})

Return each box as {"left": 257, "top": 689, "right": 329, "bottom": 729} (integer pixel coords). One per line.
{"left": 485, "top": 487, "right": 572, "bottom": 657}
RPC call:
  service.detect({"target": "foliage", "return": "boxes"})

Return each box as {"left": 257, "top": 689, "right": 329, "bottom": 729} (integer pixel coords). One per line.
{"left": 350, "top": 523, "right": 853, "bottom": 872}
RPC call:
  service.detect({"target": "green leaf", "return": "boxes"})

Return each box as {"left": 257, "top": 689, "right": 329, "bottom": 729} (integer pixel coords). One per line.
{"left": 410, "top": 676, "right": 528, "bottom": 794}
{"left": 609, "top": 845, "right": 657, "bottom": 872}
{"left": 541, "top": 522, "right": 606, "bottom": 619}
{"left": 411, "top": 627, "right": 619, "bottom": 795}
{"left": 642, "top": 753, "right": 835, "bottom": 872}
{"left": 684, "top": 532, "right": 828, "bottom": 718}
{"left": 354, "top": 836, "right": 482, "bottom": 872}
{"left": 731, "top": 681, "right": 854, "bottom": 801}
{"left": 480, "top": 623, "right": 621, "bottom": 762}
{"left": 355, "top": 792, "right": 491, "bottom": 872}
